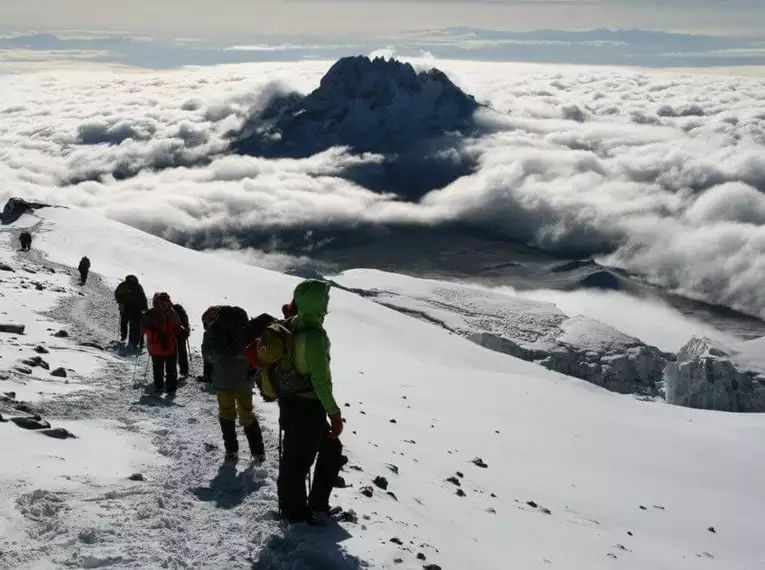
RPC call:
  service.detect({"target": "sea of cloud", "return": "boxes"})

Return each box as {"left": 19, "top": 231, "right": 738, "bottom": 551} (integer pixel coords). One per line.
{"left": 1, "top": 58, "right": 764, "bottom": 316}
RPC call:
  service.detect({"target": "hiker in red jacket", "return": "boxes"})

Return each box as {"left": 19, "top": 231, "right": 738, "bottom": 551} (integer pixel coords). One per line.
{"left": 141, "top": 292, "right": 184, "bottom": 396}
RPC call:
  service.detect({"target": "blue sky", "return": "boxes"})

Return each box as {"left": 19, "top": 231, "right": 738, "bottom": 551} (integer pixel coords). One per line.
{"left": 0, "top": 1, "right": 764, "bottom": 68}
{"left": 1, "top": 0, "right": 763, "bottom": 36}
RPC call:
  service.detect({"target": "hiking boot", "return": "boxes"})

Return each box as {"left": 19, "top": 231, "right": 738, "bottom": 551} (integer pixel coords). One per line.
{"left": 284, "top": 509, "right": 321, "bottom": 526}
{"left": 219, "top": 418, "right": 239, "bottom": 455}
{"left": 224, "top": 452, "right": 238, "bottom": 462}
{"left": 309, "top": 499, "right": 332, "bottom": 514}
{"left": 243, "top": 422, "right": 265, "bottom": 458}
{"left": 252, "top": 454, "right": 266, "bottom": 465}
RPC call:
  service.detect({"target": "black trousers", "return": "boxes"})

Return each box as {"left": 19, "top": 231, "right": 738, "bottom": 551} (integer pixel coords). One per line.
{"left": 79, "top": 268, "right": 89, "bottom": 284}
{"left": 152, "top": 352, "right": 178, "bottom": 393}
{"left": 202, "top": 361, "right": 213, "bottom": 382}
{"left": 120, "top": 312, "right": 142, "bottom": 346}
{"left": 278, "top": 398, "right": 343, "bottom": 519}
{"left": 176, "top": 337, "right": 189, "bottom": 377}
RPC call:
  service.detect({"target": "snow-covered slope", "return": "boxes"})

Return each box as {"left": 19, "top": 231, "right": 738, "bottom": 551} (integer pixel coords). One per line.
{"left": 2, "top": 207, "right": 765, "bottom": 570}
{"left": 334, "top": 268, "right": 671, "bottom": 396}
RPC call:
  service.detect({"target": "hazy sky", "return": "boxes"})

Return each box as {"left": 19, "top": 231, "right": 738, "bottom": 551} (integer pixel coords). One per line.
{"left": 1, "top": 0, "right": 764, "bottom": 36}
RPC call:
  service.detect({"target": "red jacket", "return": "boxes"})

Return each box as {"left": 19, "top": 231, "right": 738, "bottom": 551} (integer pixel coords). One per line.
{"left": 141, "top": 307, "right": 181, "bottom": 357}
{"left": 244, "top": 341, "right": 262, "bottom": 367}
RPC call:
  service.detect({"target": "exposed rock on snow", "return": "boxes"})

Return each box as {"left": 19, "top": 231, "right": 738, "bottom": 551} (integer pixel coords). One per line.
{"left": 22, "top": 356, "right": 50, "bottom": 370}
{"left": 41, "top": 427, "right": 77, "bottom": 439}
{"left": 471, "top": 457, "right": 488, "bottom": 468}
{"left": 0, "top": 323, "right": 25, "bottom": 334}
{"left": 1, "top": 197, "right": 50, "bottom": 225}
{"left": 51, "top": 367, "right": 68, "bottom": 378}
{"left": 334, "top": 269, "right": 672, "bottom": 396}
{"left": 664, "top": 336, "right": 765, "bottom": 412}
{"left": 231, "top": 56, "right": 486, "bottom": 198}
{"left": 10, "top": 416, "right": 51, "bottom": 430}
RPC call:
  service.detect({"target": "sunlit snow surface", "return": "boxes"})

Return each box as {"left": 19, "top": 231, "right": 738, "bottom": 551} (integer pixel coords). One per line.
{"left": 0, "top": 206, "right": 763, "bottom": 569}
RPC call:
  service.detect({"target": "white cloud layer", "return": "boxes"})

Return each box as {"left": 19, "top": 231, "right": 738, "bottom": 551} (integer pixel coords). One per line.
{"left": 1, "top": 59, "right": 765, "bottom": 317}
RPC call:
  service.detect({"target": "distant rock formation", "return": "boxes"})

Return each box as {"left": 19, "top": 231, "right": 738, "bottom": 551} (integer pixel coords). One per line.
{"left": 665, "top": 336, "right": 765, "bottom": 412}
{"left": 333, "top": 269, "right": 672, "bottom": 396}
{"left": 230, "top": 56, "right": 486, "bottom": 199}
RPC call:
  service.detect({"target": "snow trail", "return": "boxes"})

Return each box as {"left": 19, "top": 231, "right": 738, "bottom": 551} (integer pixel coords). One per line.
{"left": 1, "top": 230, "right": 366, "bottom": 569}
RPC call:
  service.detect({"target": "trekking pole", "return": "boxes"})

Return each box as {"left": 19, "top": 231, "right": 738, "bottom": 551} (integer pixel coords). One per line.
{"left": 187, "top": 338, "right": 196, "bottom": 378}
{"left": 130, "top": 351, "right": 141, "bottom": 386}
{"left": 278, "top": 426, "right": 283, "bottom": 517}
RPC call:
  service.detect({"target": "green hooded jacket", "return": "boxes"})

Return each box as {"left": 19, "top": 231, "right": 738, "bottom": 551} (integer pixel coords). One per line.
{"left": 291, "top": 279, "right": 340, "bottom": 416}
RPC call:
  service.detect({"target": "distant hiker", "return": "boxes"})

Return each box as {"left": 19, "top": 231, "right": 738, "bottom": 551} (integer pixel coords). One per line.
{"left": 202, "top": 305, "right": 265, "bottom": 462}
{"left": 173, "top": 302, "right": 190, "bottom": 378}
{"left": 19, "top": 231, "right": 32, "bottom": 251}
{"left": 253, "top": 279, "right": 344, "bottom": 524}
{"left": 78, "top": 256, "right": 91, "bottom": 285}
{"left": 114, "top": 275, "right": 148, "bottom": 351}
{"left": 141, "top": 292, "right": 184, "bottom": 396}
{"left": 199, "top": 306, "right": 219, "bottom": 383}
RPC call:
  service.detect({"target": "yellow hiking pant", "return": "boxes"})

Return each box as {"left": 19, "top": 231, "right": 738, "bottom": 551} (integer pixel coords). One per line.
{"left": 216, "top": 389, "right": 255, "bottom": 427}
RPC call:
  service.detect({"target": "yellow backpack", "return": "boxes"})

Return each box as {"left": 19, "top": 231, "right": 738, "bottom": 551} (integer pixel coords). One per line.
{"left": 257, "top": 321, "right": 314, "bottom": 400}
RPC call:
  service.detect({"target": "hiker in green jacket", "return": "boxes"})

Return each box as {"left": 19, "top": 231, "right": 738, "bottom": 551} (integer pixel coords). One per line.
{"left": 277, "top": 279, "right": 344, "bottom": 524}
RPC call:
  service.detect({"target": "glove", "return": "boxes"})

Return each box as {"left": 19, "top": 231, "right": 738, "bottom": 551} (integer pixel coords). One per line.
{"left": 178, "top": 326, "right": 189, "bottom": 340}
{"left": 118, "top": 303, "right": 125, "bottom": 313}
{"left": 329, "top": 413, "right": 343, "bottom": 439}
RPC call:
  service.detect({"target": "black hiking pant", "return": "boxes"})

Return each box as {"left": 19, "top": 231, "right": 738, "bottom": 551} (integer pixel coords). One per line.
{"left": 151, "top": 352, "right": 178, "bottom": 393}
{"left": 278, "top": 397, "right": 344, "bottom": 520}
{"left": 79, "top": 268, "right": 89, "bottom": 285}
{"left": 120, "top": 311, "right": 142, "bottom": 347}
{"left": 176, "top": 336, "right": 189, "bottom": 377}
{"left": 202, "top": 361, "right": 213, "bottom": 382}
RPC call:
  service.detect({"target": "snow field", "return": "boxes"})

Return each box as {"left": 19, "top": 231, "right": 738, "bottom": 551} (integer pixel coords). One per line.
{"left": 0, "top": 206, "right": 763, "bottom": 569}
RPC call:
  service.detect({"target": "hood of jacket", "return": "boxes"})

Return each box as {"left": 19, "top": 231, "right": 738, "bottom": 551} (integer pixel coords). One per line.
{"left": 293, "top": 279, "right": 330, "bottom": 326}
{"left": 153, "top": 292, "right": 172, "bottom": 313}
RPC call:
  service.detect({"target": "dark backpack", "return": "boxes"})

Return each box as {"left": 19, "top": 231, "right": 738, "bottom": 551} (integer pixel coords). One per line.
{"left": 210, "top": 305, "right": 248, "bottom": 349}
{"left": 173, "top": 304, "right": 190, "bottom": 330}
{"left": 243, "top": 313, "right": 278, "bottom": 346}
